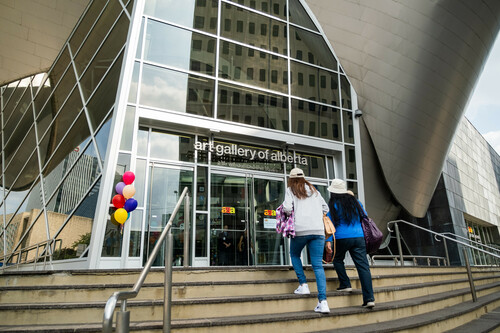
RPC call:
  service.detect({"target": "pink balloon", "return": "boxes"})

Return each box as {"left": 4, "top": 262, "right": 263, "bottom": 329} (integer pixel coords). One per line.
{"left": 122, "top": 171, "right": 135, "bottom": 185}
{"left": 122, "top": 184, "right": 136, "bottom": 199}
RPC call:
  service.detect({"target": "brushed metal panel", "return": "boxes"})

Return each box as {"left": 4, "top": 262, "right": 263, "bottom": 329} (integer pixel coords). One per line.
{"left": 306, "top": 0, "right": 500, "bottom": 218}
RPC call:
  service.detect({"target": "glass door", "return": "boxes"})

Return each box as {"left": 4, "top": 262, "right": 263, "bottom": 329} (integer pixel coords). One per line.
{"left": 210, "top": 173, "right": 249, "bottom": 266}
{"left": 210, "top": 171, "right": 286, "bottom": 266}
{"left": 251, "top": 176, "right": 286, "bottom": 265}
{"left": 145, "top": 163, "right": 193, "bottom": 267}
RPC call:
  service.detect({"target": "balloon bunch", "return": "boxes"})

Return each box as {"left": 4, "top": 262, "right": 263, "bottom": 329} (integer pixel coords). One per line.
{"left": 111, "top": 171, "right": 138, "bottom": 225}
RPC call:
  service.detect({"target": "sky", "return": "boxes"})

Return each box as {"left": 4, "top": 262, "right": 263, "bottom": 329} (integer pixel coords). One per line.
{"left": 464, "top": 34, "right": 500, "bottom": 155}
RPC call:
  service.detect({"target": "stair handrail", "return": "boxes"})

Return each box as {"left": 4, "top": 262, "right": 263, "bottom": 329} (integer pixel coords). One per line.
{"left": 387, "top": 220, "right": 500, "bottom": 261}
{"left": 371, "top": 254, "right": 447, "bottom": 266}
{"left": 440, "top": 232, "right": 500, "bottom": 255}
{"left": 102, "top": 187, "right": 190, "bottom": 333}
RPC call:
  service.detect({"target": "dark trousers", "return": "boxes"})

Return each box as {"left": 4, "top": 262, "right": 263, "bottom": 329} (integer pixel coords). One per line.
{"left": 333, "top": 237, "right": 374, "bottom": 303}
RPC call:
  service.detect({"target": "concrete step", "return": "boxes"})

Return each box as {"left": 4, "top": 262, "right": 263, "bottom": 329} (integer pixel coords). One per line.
{"left": 1, "top": 268, "right": 499, "bottom": 303}
{"left": 2, "top": 266, "right": 494, "bottom": 287}
{"left": 2, "top": 285, "right": 496, "bottom": 332}
{"left": 321, "top": 292, "right": 500, "bottom": 333}
{"left": 445, "top": 305, "right": 500, "bottom": 333}
{"left": 1, "top": 266, "right": 499, "bottom": 332}
{"left": 0, "top": 277, "right": 499, "bottom": 326}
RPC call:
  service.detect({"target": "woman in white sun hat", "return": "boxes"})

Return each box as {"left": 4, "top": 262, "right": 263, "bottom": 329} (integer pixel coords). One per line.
{"left": 326, "top": 178, "right": 375, "bottom": 308}
{"left": 282, "top": 167, "right": 330, "bottom": 313}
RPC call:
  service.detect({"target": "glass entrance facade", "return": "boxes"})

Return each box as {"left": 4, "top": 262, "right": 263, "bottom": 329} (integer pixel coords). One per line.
{"left": 106, "top": 127, "right": 338, "bottom": 267}
{"left": 0, "top": 0, "right": 362, "bottom": 269}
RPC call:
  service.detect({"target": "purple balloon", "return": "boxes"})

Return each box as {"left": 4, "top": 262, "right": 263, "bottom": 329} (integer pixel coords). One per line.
{"left": 115, "top": 182, "right": 126, "bottom": 194}
{"left": 124, "top": 198, "right": 138, "bottom": 212}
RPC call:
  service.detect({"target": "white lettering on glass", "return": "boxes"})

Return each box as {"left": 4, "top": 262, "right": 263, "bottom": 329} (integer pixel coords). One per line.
{"left": 193, "top": 141, "right": 308, "bottom": 166}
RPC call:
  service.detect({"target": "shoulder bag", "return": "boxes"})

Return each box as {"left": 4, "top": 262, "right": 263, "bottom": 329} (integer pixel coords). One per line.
{"left": 323, "top": 214, "right": 336, "bottom": 262}
{"left": 355, "top": 201, "right": 383, "bottom": 254}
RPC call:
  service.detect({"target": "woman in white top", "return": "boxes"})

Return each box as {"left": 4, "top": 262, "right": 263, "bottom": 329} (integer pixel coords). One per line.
{"left": 282, "top": 167, "right": 330, "bottom": 313}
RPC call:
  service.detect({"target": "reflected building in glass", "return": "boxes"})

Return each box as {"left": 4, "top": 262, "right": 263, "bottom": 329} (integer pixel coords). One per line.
{"left": 0, "top": 0, "right": 499, "bottom": 270}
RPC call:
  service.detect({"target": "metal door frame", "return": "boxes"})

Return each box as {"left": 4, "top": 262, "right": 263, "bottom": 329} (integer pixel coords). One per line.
{"left": 144, "top": 162, "right": 194, "bottom": 266}
{"left": 209, "top": 168, "right": 285, "bottom": 266}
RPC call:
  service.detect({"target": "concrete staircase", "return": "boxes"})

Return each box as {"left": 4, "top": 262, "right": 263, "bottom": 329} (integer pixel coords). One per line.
{"left": 0, "top": 266, "right": 500, "bottom": 332}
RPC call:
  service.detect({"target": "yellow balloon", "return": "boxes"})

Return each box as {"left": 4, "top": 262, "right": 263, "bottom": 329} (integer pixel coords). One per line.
{"left": 122, "top": 185, "right": 136, "bottom": 199}
{"left": 114, "top": 208, "right": 128, "bottom": 224}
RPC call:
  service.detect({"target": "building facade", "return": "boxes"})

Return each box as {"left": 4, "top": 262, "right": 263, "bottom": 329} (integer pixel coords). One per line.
{"left": 1, "top": 0, "right": 364, "bottom": 269}
{"left": 1, "top": 0, "right": 499, "bottom": 270}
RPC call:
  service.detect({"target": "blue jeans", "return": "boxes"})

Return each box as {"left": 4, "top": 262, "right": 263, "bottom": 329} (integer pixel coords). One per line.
{"left": 290, "top": 234, "right": 326, "bottom": 301}
{"left": 333, "top": 237, "right": 374, "bottom": 303}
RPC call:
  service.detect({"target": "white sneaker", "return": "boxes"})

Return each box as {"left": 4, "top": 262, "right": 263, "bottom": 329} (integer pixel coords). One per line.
{"left": 294, "top": 283, "right": 310, "bottom": 294}
{"left": 362, "top": 301, "right": 375, "bottom": 308}
{"left": 314, "top": 300, "right": 330, "bottom": 313}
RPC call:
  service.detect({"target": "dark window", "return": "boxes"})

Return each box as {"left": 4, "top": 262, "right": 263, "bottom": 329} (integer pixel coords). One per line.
{"left": 308, "top": 122, "right": 316, "bottom": 136}
{"left": 298, "top": 73, "right": 303, "bottom": 85}
{"left": 220, "top": 89, "right": 228, "bottom": 103}
{"left": 222, "top": 42, "right": 229, "bottom": 54}
{"left": 224, "top": 19, "right": 231, "bottom": 31}
{"left": 270, "top": 97, "right": 277, "bottom": 107}
{"left": 272, "top": 25, "right": 279, "bottom": 37}
{"left": 259, "top": 69, "right": 266, "bottom": 82}
{"left": 258, "top": 94, "right": 265, "bottom": 105}
{"left": 247, "top": 68, "right": 254, "bottom": 79}
{"left": 192, "top": 40, "right": 202, "bottom": 51}
{"left": 309, "top": 74, "right": 315, "bottom": 87}
{"left": 210, "top": 17, "right": 217, "bottom": 29}
{"left": 207, "top": 40, "right": 215, "bottom": 53}
{"left": 297, "top": 120, "right": 304, "bottom": 133}
{"left": 271, "top": 70, "right": 278, "bottom": 83}
{"left": 233, "top": 92, "right": 240, "bottom": 104}
{"left": 296, "top": 50, "right": 303, "bottom": 60}
{"left": 261, "top": 24, "right": 267, "bottom": 36}
{"left": 191, "top": 60, "right": 201, "bottom": 71}
{"left": 195, "top": 16, "right": 205, "bottom": 29}
{"left": 237, "top": 20, "right": 243, "bottom": 32}
{"left": 308, "top": 52, "right": 314, "bottom": 63}
{"left": 245, "top": 93, "right": 252, "bottom": 105}
{"left": 188, "top": 88, "right": 197, "bottom": 101}
{"left": 273, "top": 4, "right": 280, "bottom": 15}
{"left": 249, "top": 22, "right": 255, "bottom": 34}
{"left": 320, "top": 75, "right": 326, "bottom": 88}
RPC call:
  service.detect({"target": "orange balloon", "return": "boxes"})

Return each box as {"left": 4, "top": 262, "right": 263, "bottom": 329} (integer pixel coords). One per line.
{"left": 122, "top": 185, "right": 136, "bottom": 199}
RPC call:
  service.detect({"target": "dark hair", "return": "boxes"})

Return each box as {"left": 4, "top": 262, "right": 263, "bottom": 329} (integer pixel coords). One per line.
{"left": 288, "top": 178, "right": 316, "bottom": 199}
{"left": 328, "top": 193, "right": 363, "bottom": 226}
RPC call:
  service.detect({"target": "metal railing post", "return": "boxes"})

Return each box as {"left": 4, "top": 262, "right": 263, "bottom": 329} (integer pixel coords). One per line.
{"left": 462, "top": 247, "right": 477, "bottom": 302}
{"left": 116, "top": 300, "right": 130, "bottom": 333}
{"left": 394, "top": 222, "right": 404, "bottom": 266}
{"left": 103, "top": 187, "right": 189, "bottom": 333}
{"left": 164, "top": 229, "right": 173, "bottom": 333}
{"left": 183, "top": 193, "right": 190, "bottom": 267}
{"left": 443, "top": 238, "right": 450, "bottom": 266}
